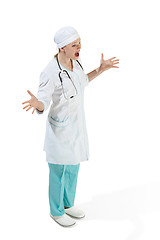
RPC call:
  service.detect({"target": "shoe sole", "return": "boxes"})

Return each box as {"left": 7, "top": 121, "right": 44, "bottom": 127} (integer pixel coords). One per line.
{"left": 50, "top": 214, "right": 76, "bottom": 227}
{"left": 65, "top": 212, "right": 85, "bottom": 219}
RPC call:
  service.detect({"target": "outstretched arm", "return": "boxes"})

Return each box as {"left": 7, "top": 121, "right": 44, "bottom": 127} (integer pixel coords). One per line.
{"left": 87, "top": 54, "right": 119, "bottom": 82}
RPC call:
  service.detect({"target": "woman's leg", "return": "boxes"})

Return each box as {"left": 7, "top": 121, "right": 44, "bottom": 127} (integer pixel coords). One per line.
{"left": 48, "top": 163, "right": 66, "bottom": 216}
{"left": 63, "top": 163, "right": 80, "bottom": 208}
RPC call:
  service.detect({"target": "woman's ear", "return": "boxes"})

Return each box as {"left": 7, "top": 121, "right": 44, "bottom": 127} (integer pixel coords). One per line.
{"left": 60, "top": 47, "right": 65, "bottom": 52}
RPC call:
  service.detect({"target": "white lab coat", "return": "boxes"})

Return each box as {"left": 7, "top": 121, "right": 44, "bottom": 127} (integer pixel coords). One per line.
{"left": 36, "top": 56, "right": 89, "bottom": 165}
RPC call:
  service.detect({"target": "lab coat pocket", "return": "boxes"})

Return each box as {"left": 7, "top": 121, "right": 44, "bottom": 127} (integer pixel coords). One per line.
{"left": 48, "top": 114, "right": 71, "bottom": 144}
{"left": 48, "top": 115, "right": 70, "bottom": 128}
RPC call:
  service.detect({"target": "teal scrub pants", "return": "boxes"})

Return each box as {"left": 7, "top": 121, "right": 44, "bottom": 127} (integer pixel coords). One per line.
{"left": 48, "top": 163, "right": 80, "bottom": 216}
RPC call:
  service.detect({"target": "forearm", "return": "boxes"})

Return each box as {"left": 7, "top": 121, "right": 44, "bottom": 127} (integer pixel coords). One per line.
{"left": 87, "top": 67, "right": 104, "bottom": 82}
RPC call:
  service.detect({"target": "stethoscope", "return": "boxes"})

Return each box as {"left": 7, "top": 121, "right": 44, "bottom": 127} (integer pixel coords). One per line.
{"left": 56, "top": 54, "right": 84, "bottom": 100}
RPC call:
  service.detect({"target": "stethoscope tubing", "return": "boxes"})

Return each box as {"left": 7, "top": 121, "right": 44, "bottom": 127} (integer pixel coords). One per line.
{"left": 56, "top": 54, "right": 83, "bottom": 100}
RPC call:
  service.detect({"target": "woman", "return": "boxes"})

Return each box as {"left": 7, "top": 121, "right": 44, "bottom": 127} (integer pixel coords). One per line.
{"left": 22, "top": 26, "right": 119, "bottom": 227}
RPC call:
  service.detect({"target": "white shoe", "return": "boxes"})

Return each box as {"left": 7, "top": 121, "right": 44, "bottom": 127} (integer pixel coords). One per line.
{"left": 50, "top": 213, "right": 76, "bottom": 227}
{"left": 65, "top": 206, "right": 85, "bottom": 219}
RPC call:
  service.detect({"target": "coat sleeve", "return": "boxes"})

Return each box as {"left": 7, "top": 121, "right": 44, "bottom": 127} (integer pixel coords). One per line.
{"left": 36, "top": 71, "right": 55, "bottom": 114}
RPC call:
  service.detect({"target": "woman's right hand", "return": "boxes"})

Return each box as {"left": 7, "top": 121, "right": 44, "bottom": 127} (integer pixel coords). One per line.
{"left": 22, "top": 90, "right": 40, "bottom": 114}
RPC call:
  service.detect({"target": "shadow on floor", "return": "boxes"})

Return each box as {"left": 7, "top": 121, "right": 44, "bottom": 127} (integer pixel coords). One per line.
{"left": 78, "top": 181, "right": 160, "bottom": 240}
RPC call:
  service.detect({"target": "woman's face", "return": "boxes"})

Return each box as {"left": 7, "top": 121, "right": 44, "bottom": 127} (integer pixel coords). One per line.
{"left": 62, "top": 38, "right": 81, "bottom": 60}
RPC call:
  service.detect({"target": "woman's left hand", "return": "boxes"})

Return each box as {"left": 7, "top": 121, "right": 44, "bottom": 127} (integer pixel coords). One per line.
{"left": 99, "top": 53, "right": 119, "bottom": 72}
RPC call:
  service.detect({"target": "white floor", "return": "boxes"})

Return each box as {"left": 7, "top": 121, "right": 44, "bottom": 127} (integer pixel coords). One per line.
{"left": 1, "top": 155, "right": 160, "bottom": 240}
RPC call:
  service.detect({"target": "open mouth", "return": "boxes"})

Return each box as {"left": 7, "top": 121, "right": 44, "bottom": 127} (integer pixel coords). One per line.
{"left": 75, "top": 52, "right": 79, "bottom": 57}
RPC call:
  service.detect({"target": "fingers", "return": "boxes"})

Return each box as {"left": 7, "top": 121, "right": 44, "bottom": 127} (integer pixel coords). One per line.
{"left": 22, "top": 100, "right": 29, "bottom": 105}
{"left": 22, "top": 90, "right": 36, "bottom": 114}
{"left": 100, "top": 53, "right": 104, "bottom": 64}
{"left": 112, "top": 60, "right": 119, "bottom": 68}
{"left": 113, "top": 61, "right": 119, "bottom": 65}
{"left": 26, "top": 106, "right": 32, "bottom": 112}
{"left": 27, "top": 90, "right": 34, "bottom": 97}
{"left": 22, "top": 90, "right": 34, "bottom": 105}
{"left": 113, "top": 59, "right": 119, "bottom": 62}
{"left": 108, "top": 57, "right": 116, "bottom": 61}
{"left": 32, "top": 108, "right": 36, "bottom": 114}
{"left": 108, "top": 57, "right": 119, "bottom": 64}
{"left": 111, "top": 58, "right": 119, "bottom": 68}
{"left": 22, "top": 103, "right": 36, "bottom": 113}
{"left": 104, "top": 58, "right": 119, "bottom": 64}
{"left": 22, "top": 103, "right": 32, "bottom": 112}
{"left": 23, "top": 104, "right": 30, "bottom": 110}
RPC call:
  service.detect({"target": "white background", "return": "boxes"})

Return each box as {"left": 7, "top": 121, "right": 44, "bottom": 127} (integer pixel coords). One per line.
{"left": 0, "top": 0, "right": 160, "bottom": 239}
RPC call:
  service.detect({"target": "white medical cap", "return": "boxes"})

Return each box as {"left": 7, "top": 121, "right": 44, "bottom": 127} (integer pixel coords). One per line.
{"left": 54, "top": 26, "right": 80, "bottom": 49}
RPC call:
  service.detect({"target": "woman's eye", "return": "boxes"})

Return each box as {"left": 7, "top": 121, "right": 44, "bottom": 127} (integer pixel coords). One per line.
{"left": 72, "top": 42, "right": 81, "bottom": 47}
